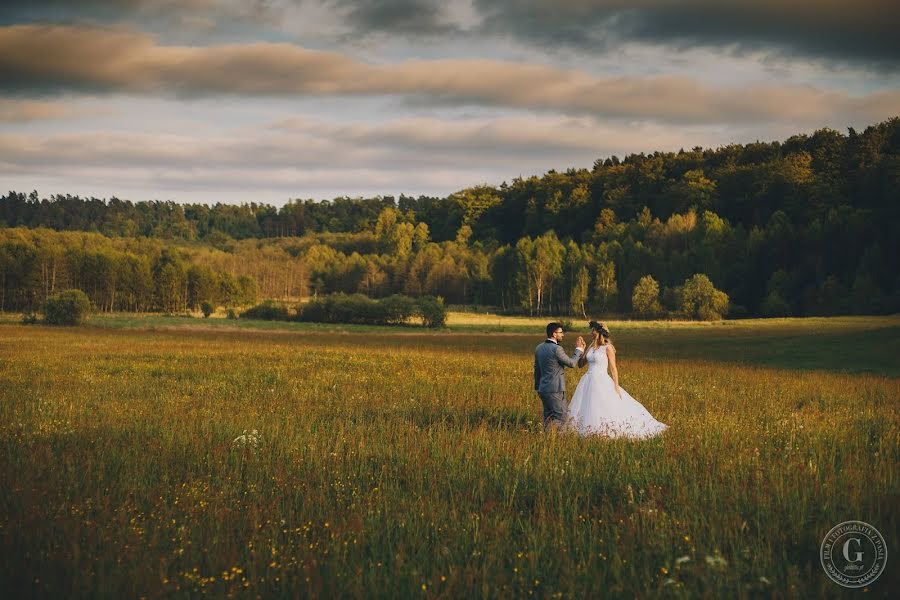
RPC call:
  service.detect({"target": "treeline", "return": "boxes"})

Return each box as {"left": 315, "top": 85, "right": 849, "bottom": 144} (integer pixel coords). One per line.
{"left": 1, "top": 119, "right": 898, "bottom": 317}
{"left": 0, "top": 228, "right": 319, "bottom": 313}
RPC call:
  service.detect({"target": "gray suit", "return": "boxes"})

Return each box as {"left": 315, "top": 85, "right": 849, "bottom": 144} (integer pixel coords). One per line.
{"left": 534, "top": 340, "right": 583, "bottom": 429}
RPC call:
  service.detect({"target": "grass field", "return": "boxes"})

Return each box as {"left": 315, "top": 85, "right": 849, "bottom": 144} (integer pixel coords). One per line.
{"left": 1, "top": 315, "right": 898, "bottom": 598}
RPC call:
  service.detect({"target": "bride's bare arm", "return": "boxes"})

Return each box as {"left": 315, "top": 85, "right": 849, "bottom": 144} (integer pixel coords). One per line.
{"left": 607, "top": 344, "right": 621, "bottom": 397}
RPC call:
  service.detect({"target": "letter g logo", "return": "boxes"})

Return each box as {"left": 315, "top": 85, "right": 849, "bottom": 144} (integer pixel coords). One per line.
{"left": 843, "top": 538, "right": 863, "bottom": 563}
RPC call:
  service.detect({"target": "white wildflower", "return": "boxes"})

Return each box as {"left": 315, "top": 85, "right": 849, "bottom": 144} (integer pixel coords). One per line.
{"left": 233, "top": 429, "right": 261, "bottom": 448}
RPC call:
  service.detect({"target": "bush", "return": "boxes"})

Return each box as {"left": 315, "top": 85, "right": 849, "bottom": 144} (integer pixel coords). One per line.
{"left": 760, "top": 291, "right": 792, "bottom": 317}
{"left": 677, "top": 274, "right": 729, "bottom": 320}
{"left": 21, "top": 313, "right": 39, "bottom": 325}
{"left": 226, "top": 307, "right": 238, "bottom": 320}
{"left": 200, "top": 300, "right": 214, "bottom": 318}
{"left": 418, "top": 295, "right": 447, "bottom": 328}
{"left": 295, "top": 293, "right": 442, "bottom": 327}
{"left": 240, "top": 300, "right": 290, "bottom": 321}
{"left": 296, "top": 294, "right": 389, "bottom": 326}
{"left": 380, "top": 295, "right": 418, "bottom": 325}
{"left": 43, "top": 289, "right": 92, "bottom": 325}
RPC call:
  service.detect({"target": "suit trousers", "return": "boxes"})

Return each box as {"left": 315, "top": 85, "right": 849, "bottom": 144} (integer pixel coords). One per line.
{"left": 538, "top": 391, "right": 567, "bottom": 429}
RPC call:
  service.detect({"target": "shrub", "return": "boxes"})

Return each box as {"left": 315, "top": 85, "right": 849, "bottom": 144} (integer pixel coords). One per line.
{"left": 240, "top": 300, "right": 290, "bottom": 321}
{"left": 295, "top": 293, "right": 442, "bottom": 328}
{"left": 43, "top": 289, "right": 92, "bottom": 325}
{"left": 295, "top": 297, "right": 329, "bottom": 323}
{"left": 21, "top": 313, "right": 39, "bottom": 325}
{"left": 380, "top": 295, "right": 418, "bottom": 325}
{"left": 418, "top": 295, "right": 447, "bottom": 328}
{"left": 678, "top": 274, "right": 730, "bottom": 320}
{"left": 200, "top": 301, "right": 214, "bottom": 318}
{"left": 760, "top": 291, "right": 792, "bottom": 317}
{"left": 226, "top": 308, "right": 238, "bottom": 320}
{"left": 632, "top": 275, "right": 663, "bottom": 316}
{"left": 297, "top": 294, "right": 390, "bottom": 326}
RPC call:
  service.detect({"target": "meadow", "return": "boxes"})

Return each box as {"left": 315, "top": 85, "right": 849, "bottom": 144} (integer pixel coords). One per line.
{"left": 0, "top": 315, "right": 898, "bottom": 598}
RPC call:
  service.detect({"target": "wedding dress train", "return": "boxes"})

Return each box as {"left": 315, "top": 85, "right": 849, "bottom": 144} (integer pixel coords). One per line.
{"left": 566, "top": 345, "right": 668, "bottom": 439}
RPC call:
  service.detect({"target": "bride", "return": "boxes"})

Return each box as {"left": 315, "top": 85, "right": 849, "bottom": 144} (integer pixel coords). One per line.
{"left": 566, "top": 321, "right": 668, "bottom": 439}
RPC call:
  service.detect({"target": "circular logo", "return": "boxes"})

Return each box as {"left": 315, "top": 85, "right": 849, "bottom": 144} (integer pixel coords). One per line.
{"left": 820, "top": 521, "right": 887, "bottom": 588}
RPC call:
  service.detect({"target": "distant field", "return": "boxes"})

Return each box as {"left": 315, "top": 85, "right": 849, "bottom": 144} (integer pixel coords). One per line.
{"left": 4, "top": 311, "right": 897, "bottom": 376}
{"left": 0, "top": 317, "right": 897, "bottom": 597}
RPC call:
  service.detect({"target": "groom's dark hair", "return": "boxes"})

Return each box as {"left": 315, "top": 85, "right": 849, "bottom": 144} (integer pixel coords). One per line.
{"left": 546, "top": 322, "right": 563, "bottom": 337}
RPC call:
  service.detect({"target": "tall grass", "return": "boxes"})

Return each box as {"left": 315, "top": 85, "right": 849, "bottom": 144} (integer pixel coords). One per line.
{"left": 0, "top": 321, "right": 897, "bottom": 598}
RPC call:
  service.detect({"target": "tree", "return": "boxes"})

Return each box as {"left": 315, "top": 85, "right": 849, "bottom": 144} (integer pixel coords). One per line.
{"left": 516, "top": 232, "right": 565, "bottom": 315}
{"left": 489, "top": 245, "right": 518, "bottom": 310}
{"left": 417, "top": 295, "right": 447, "bottom": 328}
{"left": 760, "top": 291, "right": 791, "bottom": 317}
{"left": 632, "top": 275, "right": 662, "bottom": 316}
{"left": 678, "top": 273, "right": 729, "bottom": 320}
{"left": 43, "top": 289, "right": 92, "bottom": 325}
{"left": 153, "top": 249, "right": 186, "bottom": 312}
{"left": 571, "top": 265, "right": 590, "bottom": 317}
{"left": 187, "top": 264, "right": 218, "bottom": 309}
{"left": 594, "top": 261, "right": 618, "bottom": 311}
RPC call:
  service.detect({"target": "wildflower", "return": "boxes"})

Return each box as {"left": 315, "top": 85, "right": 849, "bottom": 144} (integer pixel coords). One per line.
{"left": 675, "top": 555, "right": 691, "bottom": 565}
{"left": 705, "top": 553, "right": 727, "bottom": 568}
{"left": 232, "top": 429, "right": 261, "bottom": 448}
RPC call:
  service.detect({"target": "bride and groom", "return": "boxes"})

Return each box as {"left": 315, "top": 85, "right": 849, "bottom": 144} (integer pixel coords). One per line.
{"left": 534, "top": 321, "right": 667, "bottom": 439}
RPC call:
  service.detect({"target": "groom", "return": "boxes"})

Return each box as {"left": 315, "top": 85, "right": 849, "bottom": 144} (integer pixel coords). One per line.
{"left": 534, "top": 322, "right": 585, "bottom": 432}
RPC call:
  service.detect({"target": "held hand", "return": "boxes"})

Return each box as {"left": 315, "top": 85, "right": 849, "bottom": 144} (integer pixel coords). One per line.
{"left": 575, "top": 336, "right": 586, "bottom": 350}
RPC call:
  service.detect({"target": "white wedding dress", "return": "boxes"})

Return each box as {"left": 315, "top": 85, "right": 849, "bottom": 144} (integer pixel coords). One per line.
{"left": 566, "top": 345, "right": 668, "bottom": 439}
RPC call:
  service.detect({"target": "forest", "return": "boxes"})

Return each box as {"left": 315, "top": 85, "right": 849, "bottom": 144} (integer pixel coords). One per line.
{"left": 1, "top": 118, "right": 897, "bottom": 318}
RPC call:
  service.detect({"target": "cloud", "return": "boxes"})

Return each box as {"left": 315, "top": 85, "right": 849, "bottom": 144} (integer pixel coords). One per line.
{"left": 3, "top": 110, "right": 883, "bottom": 203}
{"left": 325, "top": 0, "right": 462, "bottom": 37}
{"left": 2, "top": 25, "right": 898, "bottom": 126}
{"left": 0, "top": 99, "right": 66, "bottom": 122}
{"left": 471, "top": 0, "right": 900, "bottom": 70}
{"left": 0, "top": 114, "right": 747, "bottom": 202}
{"left": 273, "top": 115, "right": 702, "bottom": 161}
{"left": 0, "top": 0, "right": 281, "bottom": 36}
{"left": 0, "top": 98, "right": 114, "bottom": 122}
{"left": 4, "top": 1, "right": 897, "bottom": 70}
{"left": 0, "top": 0, "right": 276, "bottom": 23}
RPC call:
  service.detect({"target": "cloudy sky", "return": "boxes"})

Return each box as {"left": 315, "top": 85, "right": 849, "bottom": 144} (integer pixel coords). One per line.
{"left": 1, "top": 0, "right": 899, "bottom": 205}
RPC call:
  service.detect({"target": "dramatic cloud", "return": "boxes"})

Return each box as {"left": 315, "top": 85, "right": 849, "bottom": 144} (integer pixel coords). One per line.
{"left": 0, "top": 0, "right": 278, "bottom": 29}
{"left": 2, "top": 1, "right": 897, "bottom": 69}
{"left": 2, "top": 25, "right": 897, "bottom": 126}
{"left": 0, "top": 2, "right": 894, "bottom": 203}
{"left": 472, "top": 0, "right": 900, "bottom": 69}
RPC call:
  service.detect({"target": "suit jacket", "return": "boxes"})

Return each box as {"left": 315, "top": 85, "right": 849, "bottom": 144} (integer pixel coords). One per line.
{"left": 534, "top": 340, "right": 583, "bottom": 393}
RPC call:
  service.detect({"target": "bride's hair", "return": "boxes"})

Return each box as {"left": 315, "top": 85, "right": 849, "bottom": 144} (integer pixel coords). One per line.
{"left": 588, "top": 320, "right": 611, "bottom": 347}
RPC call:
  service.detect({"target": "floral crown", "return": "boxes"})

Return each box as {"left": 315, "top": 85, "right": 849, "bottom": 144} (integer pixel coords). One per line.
{"left": 588, "top": 320, "right": 610, "bottom": 337}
